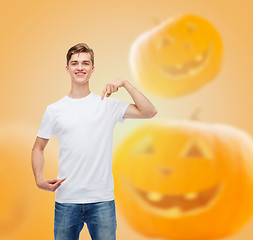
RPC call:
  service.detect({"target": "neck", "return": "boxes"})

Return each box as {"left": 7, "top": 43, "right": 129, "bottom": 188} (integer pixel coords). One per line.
{"left": 67, "top": 81, "right": 91, "bottom": 99}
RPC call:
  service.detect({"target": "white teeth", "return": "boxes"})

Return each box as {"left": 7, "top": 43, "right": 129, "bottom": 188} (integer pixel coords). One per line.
{"left": 184, "top": 192, "right": 197, "bottom": 199}
{"left": 148, "top": 191, "right": 197, "bottom": 201}
{"left": 147, "top": 192, "right": 163, "bottom": 201}
{"left": 195, "top": 54, "right": 203, "bottom": 62}
{"left": 188, "top": 68, "right": 198, "bottom": 75}
{"left": 175, "top": 64, "right": 183, "bottom": 69}
{"left": 166, "top": 207, "right": 182, "bottom": 217}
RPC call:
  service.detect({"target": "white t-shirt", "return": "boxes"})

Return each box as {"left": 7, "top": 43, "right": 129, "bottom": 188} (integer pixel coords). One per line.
{"left": 37, "top": 91, "right": 131, "bottom": 203}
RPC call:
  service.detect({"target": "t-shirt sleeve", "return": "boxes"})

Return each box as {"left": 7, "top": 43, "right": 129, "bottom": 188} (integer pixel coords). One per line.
{"left": 106, "top": 97, "right": 131, "bottom": 123}
{"left": 37, "top": 107, "right": 55, "bottom": 139}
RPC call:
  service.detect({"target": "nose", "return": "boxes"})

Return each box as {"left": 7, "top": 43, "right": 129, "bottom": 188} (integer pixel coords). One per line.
{"left": 77, "top": 63, "right": 84, "bottom": 71}
{"left": 157, "top": 166, "right": 171, "bottom": 177}
{"left": 184, "top": 41, "right": 192, "bottom": 50}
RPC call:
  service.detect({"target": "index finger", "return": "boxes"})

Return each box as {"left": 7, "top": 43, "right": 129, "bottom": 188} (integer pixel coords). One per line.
{"left": 47, "top": 179, "right": 58, "bottom": 184}
{"left": 51, "top": 178, "right": 66, "bottom": 191}
{"left": 101, "top": 86, "right": 107, "bottom": 100}
{"left": 58, "top": 178, "right": 66, "bottom": 184}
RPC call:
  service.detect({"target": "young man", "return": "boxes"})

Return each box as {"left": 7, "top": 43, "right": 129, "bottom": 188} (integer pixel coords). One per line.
{"left": 31, "top": 43, "right": 157, "bottom": 240}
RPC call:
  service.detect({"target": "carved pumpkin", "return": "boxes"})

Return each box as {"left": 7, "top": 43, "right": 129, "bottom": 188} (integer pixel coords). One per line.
{"left": 0, "top": 124, "right": 58, "bottom": 239}
{"left": 113, "top": 120, "right": 253, "bottom": 240}
{"left": 129, "top": 14, "right": 223, "bottom": 98}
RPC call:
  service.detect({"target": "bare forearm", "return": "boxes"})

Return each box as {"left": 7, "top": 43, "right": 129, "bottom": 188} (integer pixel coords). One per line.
{"left": 31, "top": 148, "right": 66, "bottom": 191}
{"left": 123, "top": 80, "right": 157, "bottom": 117}
{"left": 31, "top": 148, "right": 45, "bottom": 184}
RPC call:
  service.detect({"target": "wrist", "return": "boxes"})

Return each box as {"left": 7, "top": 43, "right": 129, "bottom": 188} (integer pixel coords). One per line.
{"left": 36, "top": 177, "right": 44, "bottom": 185}
{"left": 122, "top": 79, "right": 129, "bottom": 87}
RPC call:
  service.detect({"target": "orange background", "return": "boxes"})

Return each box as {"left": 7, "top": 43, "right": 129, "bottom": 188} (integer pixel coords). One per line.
{"left": 1, "top": 0, "right": 253, "bottom": 239}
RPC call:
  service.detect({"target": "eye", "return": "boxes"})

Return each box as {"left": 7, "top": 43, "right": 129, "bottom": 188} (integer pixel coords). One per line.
{"left": 187, "top": 22, "right": 199, "bottom": 34}
{"left": 156, "top": 36, "right": 174, "bottom": 51}
{"left": 163, "top": 36, "right": 174, "bottom": 47}
{"left": 180, "top": 137, "right": 213, "bottom": 159}
{"left": 131, "top": 134, "right": 154, "bottom": 155}
{"left": 184, "top": 142, "right": 204, "bottom": 158}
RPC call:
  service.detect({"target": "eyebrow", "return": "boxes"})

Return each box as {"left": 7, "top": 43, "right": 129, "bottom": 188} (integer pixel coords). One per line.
{"left": 70, "top": 60, "right": 91, "bottom": 63}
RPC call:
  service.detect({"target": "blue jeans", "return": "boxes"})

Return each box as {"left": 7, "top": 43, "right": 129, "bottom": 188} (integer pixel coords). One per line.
{"left": 54, "top": 200, "right": 117, "bottom": 240}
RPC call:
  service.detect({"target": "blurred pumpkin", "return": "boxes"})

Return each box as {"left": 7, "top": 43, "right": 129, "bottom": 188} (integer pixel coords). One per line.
{"left": 113, "top": 120, "right": 253, "bottom": 240}
{"left": 0, "top": 124, "right": 58, "bottom": 240}
{"left": 129, "top": 14, "right": 223, "bottom": 98}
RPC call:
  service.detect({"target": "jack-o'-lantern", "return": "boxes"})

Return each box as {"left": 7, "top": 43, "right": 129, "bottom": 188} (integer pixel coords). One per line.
{"left": 129, "top": 14, "right": 223, "bottom": 98}
{"left": 0, "top": 124, "right": 58, "bottom": 239}
{"left": 113, "top": 120, "right": 253, "bottom": 240}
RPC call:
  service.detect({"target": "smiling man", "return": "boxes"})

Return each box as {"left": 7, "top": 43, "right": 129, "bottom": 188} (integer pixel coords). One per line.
{"left": 31, "top": 42, "right": 157, "bottom": 240}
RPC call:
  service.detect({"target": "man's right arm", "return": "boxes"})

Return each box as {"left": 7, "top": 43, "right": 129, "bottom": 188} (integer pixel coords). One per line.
{"left": 31, "top": 136, "right": 66, "bottom": 192}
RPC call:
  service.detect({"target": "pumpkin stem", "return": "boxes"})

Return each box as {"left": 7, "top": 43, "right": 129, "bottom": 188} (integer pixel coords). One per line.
{"left": 190, "top": 107, "right": 202, "bottom": 121}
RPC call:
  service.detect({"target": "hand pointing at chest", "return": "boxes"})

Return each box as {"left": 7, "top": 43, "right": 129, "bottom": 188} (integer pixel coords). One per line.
{"left": 101, "top": 78, "right": 127, "bottom": 100}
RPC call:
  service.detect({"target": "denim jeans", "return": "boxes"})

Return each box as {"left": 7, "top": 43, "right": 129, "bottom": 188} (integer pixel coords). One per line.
{"left": 54, "top": 200, "right": 117, "bottom": 240}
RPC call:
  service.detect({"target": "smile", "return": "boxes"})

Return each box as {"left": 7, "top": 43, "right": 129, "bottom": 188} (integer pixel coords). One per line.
{"left": 158, "top": 44, "right": 213, "bottom": 79}
{"left": 75, "top": 72, "right": 86, "bottom": 76}
{"left": 121, "top": 175, "right": 223, "bottom": 218}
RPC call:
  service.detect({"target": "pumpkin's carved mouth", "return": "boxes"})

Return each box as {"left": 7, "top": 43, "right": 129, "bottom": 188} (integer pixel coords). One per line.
{"left": 122, "top": 176, "right": 223, "bottom": 218}
{"left": 158, "top": 44, "right": 212, "bottom": 79}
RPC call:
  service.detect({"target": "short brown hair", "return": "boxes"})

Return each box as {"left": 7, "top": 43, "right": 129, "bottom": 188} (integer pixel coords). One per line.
{"left": 66, "top": 43, "right": 94, "bottom": 66}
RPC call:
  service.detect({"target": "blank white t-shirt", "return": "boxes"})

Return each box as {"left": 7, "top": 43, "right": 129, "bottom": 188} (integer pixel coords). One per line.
{"left": 37, "top": 91, "right": 131, "bottom": 203}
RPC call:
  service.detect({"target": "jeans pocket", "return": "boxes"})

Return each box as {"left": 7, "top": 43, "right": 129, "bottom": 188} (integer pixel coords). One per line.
{"left": 54, "top": 201, "right": 70, "bottom": 226}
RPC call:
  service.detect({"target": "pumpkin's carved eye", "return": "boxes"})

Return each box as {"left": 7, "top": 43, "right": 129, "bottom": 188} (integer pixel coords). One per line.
{"left": 185, "top": 143, "right": 204, "bottom": 158}
{"left": 187, "top": 22, "right": 199, "bottom": 34}
{"left": 162, "top": 36, "right": 174, "bottom": 47}
{"left": 156, "top": 36, "right": 174, "bottom": 50}
{"left": 131, "top": 134, "right": 154, "bottom": 155}
{"left": 181, "top": 137, "right": 213, "bottom": 159}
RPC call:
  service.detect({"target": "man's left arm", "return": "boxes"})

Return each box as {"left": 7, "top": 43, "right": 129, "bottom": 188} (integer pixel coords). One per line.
{"left": 101, "top": 78, "right": 158, "bottom": 119}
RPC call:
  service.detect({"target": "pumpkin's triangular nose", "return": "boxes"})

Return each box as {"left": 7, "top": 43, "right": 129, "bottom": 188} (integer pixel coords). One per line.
{"left": 157, "top": 166, "right": 171, "bottom": 177}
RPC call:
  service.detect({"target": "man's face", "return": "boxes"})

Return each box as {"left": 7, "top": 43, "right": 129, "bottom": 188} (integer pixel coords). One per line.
{"left": 66, "top": 52, "right": 94, "bottom": 84}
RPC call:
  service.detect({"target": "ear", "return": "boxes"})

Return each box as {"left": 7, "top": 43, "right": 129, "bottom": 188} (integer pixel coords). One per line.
{"left": 65, "top": 65, "right": 69, "bottom": 71}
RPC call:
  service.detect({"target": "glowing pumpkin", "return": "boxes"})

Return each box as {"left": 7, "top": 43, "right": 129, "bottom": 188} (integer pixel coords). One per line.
{"left": 113, "top": 120, "right": 253, "bottom": 240}
{"left": 0, "top": 124, "right": 58, "bottom": 239}
{"left": 129, "top": 14, "right": 223, "bottom": 98}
